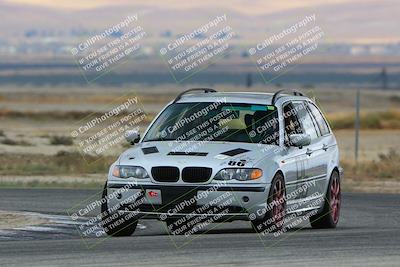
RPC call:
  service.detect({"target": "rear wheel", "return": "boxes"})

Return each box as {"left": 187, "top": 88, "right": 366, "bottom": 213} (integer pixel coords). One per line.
{"left": 310, "top": 171, "right": 341, "bottom": 229}
{"left": 252, "top": 173, "right": 286, "bottom": 234}
{"left": 101, "top": 183, "right": 138, "bottom": 236}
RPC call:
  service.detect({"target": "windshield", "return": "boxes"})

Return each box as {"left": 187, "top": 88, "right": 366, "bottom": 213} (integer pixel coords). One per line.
{"left": 143, "top": 102, "right": 279, "bottom": 145}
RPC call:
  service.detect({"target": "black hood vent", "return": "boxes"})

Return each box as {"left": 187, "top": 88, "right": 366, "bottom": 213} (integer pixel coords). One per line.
{"left": 142, "top": 146, "right": 159, "bottom": 154}
{"left": 221, "top": 148, "right": 250, "bottom": 157}
{"left": 168, "top": 151, "right": 208, "bottom": 156}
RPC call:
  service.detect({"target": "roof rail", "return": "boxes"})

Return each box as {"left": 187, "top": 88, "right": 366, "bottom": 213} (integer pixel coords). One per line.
{"left": 271, "top": 89, "right": 304, "bottom": 105}
{"left": 173, "top": 88, "right": 217, "bottom": 103}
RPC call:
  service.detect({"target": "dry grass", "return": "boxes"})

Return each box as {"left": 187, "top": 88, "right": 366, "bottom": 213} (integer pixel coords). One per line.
{"left": 0, "top": 90, "right": 174, "bottom": 106}
{"left": 0, "top": 151, "right": 114, "bottom": 175}
{"left": 1, "top": 137, "right": 32, "bottom": 146}
{"left": 327, "top": 110, "right": 400, "bottom": 130}
{"left": 49, "top": 136, "right": 73, "bottom": 146}
{"left": 0, "top": 109, "right": 155, "bottom": 124}
{"left": 342, "top": 149, "right": 400, "bottom": 180}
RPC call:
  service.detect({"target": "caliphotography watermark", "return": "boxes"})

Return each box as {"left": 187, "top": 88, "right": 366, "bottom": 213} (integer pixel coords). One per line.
{"left": 66, "top": 181, "right": 143, "bottom": 248}
{"left": 160, "top": 97, "right": 239, "bottom": 154}
{"left": 70, "top": 93, "right": 147, "bottom": 163}
{"left": 71, "top": 14, "right": 147, "bottom": 83}
{"left": 248, "top": 180, "right": 324, "bottom": 237}
{"left": 153, "top": 181, "right": 245, "bottom": 248}
{"left": 160, "top": 14, "right": 235, "bottom": 83}
{"left": 249, "top": 14, "right": 324, "bottom": 83}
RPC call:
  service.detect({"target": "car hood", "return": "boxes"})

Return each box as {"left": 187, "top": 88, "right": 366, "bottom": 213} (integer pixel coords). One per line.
{"left": 118, "top": 141, "right": 276, "bottom": 171}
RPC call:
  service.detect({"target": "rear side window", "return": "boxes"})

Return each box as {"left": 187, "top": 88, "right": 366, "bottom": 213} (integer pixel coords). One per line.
{"left": 307, "top": 103, "right": 330, "bottom": 135}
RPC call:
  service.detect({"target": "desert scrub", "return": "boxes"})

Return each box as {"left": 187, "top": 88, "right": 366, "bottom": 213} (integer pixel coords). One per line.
{"left": 0, "top": 151, "right": 114, "bottom": 175}
{"left": 50, "top": 136, "right": 73, "bottom": 146}
{"left": 1, "top": 138, "right": 32, "bottom": 146}
{"left": 1, "top": 138, "right": 16, "bottom": 145}
{"left": 0, "top": 109, "right": 155, "bottom": 125}
{"left": 328, "top": 110, "right": 400, "bottom": 130}
{"left": 341, "top": 149, "right": 400, "bottom": 180}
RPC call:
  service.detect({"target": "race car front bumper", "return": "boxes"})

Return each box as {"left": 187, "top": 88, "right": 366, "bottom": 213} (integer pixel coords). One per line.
{"left": 106, "top": 182, "right": 271, "bottom": 221}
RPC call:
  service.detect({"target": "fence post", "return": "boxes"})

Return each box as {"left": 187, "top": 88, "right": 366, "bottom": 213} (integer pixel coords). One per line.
{"left": 355, "top": 88, "right": 360, "bottom": 163}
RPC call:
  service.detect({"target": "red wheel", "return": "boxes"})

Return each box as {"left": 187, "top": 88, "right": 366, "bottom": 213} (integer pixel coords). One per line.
{"left": 310, "top": 171, "right": 341, "bottom": 229}
{"left": 271, "top": 178, "right": 286, "bottom": 228}
{"left": 330, "top": 174, "right": 341, "bottom": 224}
{"left": 252, "top": 173, "right": 286, "bottom": 233}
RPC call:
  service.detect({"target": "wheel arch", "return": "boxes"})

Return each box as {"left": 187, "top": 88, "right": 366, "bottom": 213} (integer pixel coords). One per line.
{"left": 332, "top": 166, "right": 340, "bottom": 176}
{"left": 320, "top": 166, "right": 341, "bottom": 209}
{"left": 274, "top": 170, "right": 285, "bottom": 183}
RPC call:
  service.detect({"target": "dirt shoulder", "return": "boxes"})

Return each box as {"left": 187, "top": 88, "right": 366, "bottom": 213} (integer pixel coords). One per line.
{"left": 343, "top": 179, "right": 400, "bottom": 194}
{"left": 0, "top": 210, "right": 49, "bottom": 230}
{"left": 0, "top": 174, "right": 105, "bottom": 189}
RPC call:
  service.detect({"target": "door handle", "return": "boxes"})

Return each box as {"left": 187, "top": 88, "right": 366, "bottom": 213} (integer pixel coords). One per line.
{"left": 322, "top": 144, "right": 328, "bottom": 151}
{"left": 306, "top": 148, "right": 313, "bottom": 156}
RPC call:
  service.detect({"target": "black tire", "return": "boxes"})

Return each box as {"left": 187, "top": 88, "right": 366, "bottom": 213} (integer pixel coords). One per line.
{"left": 251, "top": 173, "right": 286, "bottom": 234}
{"left": 310, "top": 171, "right": 341, "bottom": 229}
{"left": 101, "top": 183, "right": 137, "bottom": 237}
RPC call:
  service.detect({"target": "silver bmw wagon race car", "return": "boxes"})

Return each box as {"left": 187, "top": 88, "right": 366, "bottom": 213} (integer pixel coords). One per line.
{"left": 101, "top": 88, "right": 342, "bottom": 236}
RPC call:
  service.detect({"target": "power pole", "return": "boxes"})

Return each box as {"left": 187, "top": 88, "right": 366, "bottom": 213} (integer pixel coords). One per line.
{"left": 355, "top": 88, "right": 360, "bottom": 163}
{"left": 246, "top": 73, "right": 252, "bottom": 88}
{"left": 380, "top": 67, "right": 388, "bottom": 90}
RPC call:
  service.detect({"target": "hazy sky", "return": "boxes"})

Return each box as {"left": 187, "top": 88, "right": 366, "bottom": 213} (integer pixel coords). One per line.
{"left": 1, "top": 0, "right": 399, "bottom": 43}
{"left": 3, "top": 0, "right": 368, "bottom": 14}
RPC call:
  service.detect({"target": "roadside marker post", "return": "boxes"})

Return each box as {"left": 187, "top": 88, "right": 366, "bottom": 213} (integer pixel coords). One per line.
{"left": 355, "top": 88, "right": 360, "bottom": 164}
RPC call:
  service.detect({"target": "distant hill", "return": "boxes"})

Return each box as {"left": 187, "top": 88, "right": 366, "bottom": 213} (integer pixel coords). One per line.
{"left": 0, "top": 0, "right": 399, "bottom": 44}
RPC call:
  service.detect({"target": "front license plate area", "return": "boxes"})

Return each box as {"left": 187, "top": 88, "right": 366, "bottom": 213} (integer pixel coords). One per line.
{"left": 161, "top": 187, "right": 197, "bottom": 213}
{"left": 145, "top": 189, "right": 162, "bottom": 204}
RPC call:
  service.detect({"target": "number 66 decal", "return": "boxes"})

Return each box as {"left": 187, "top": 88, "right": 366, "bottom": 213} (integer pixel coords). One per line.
{"left": 228, "top": 160, "right": 246, "bottom": 166}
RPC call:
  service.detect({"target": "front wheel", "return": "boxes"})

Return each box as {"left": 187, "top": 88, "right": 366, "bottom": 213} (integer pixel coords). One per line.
{"left": 310, "top": 171, "right": 341, "bottom": 229}
{"left": 100, "top": 183, "right": 138, "bottom": 236}
{"left": 251, "top": 173, "right": 286, "bottom": 234}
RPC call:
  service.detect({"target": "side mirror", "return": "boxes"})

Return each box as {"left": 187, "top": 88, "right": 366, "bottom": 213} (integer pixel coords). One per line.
{"left": 125, "top": 130, "right": 140, "bottom": 145}
{"left": 289, "top": 134, "right": 311, "bottom": 148}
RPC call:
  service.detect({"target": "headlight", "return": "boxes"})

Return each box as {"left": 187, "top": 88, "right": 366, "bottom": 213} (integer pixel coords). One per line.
{"left": 112, "top": 165, "right": 149, "bottom": 179}
{"left": 214, "top": 168, "right": 263, "bottom": 181}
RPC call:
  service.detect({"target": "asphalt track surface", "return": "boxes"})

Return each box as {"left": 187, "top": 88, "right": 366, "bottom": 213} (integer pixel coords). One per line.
{"left": 0, "top": 188, "right": 399, "bottom": 266}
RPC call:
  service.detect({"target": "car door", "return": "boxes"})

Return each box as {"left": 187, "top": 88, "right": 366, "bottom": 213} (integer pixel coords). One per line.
{"left": 280, "top": 102, "right": 309, "bottom": 206}
{"left": 290, "top": 101, "right": 322, "bottom": 203}
{"left": 306, "top": 102, "right": 336, "bottom": 196}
